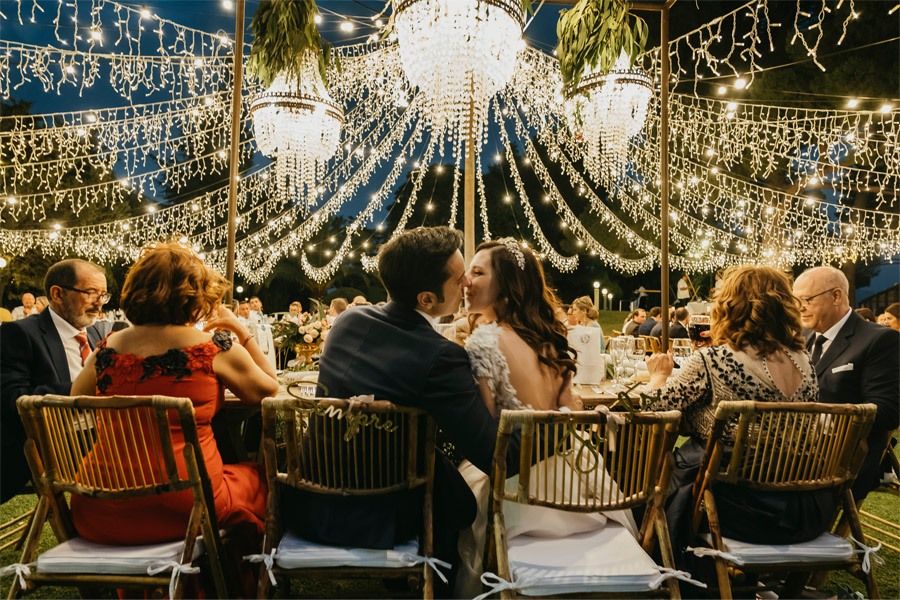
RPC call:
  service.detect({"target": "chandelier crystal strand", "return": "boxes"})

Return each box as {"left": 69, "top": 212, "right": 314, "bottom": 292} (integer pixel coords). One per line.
{"left": 393, "top": 0, "right": 525, "bottom": 154}
{"left": 250, "top": 51, "right": 344, "bottom": 213}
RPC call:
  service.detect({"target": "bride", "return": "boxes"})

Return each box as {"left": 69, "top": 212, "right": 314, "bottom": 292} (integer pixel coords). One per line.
{"left": 456, "top": 238, "right": 636, "bottom": 596}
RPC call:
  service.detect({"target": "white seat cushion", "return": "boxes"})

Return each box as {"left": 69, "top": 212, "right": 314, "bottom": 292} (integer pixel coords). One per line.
{"left": 37, "top": 536, "right": 204, "bottom": 575}
{"left": 275, "top": 532, "right": 419, "bottom": 569}
{"left": 699, "top": 532, "right": 855, "bottom": 565}
{"left": 508, "top": 523, "right": 664, "bottom": 595}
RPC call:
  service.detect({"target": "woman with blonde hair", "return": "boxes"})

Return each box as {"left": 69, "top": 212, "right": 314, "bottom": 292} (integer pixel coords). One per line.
{"left": 70, "top": 241, "right": 278, "bottom": 593}
{"left": 646, "top": 265, "right": 824, "bottom": 554}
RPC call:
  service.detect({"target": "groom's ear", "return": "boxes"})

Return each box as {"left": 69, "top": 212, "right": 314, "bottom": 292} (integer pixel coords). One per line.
{"left": 416, "top": 290, "right": 437, "bottom": 311}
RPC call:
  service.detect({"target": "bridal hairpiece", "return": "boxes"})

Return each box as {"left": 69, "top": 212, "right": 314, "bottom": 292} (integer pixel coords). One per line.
{"left": 498, "top": 237, "right": 526, "bottom": 270}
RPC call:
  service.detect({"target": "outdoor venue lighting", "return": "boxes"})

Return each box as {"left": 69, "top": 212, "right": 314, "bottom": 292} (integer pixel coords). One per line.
{"left": 250, "top": 52, "right": 344, "bottom": 214}
{"left": 393, "top": 0, "right": 525, "bottom": 148}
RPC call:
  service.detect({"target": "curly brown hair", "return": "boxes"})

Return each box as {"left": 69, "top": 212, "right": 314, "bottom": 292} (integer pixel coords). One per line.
{"left": 473, "top": 240, "right": 576, "bottom": 384}
{"left": 710, "top": 265, "right": 805, "bottom": 356}
{"left": 121, "top": 242, "right": 229, "bottom": 326}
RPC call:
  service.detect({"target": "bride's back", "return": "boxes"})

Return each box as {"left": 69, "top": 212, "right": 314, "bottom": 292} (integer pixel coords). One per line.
{"left": 497, "top": 325, "right": 565, "bottom": 411}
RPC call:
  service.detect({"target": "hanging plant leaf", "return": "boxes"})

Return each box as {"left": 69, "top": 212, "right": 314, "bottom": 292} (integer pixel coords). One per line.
{"left": 556, "top": 0, "right": 649, "bottom": 89}
{"left": 247, "top": 0, "right": 336, "bottom": 87}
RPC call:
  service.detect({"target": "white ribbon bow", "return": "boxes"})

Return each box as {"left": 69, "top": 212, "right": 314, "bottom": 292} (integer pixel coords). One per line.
{"left": 651, "top": 567, "right": 708, "bottom": 589}
{"left": 0, "top": 563, "right": 34, "bottom": 589}
{"left": 243, "top": 549, "right": 278, "bottom": 586}
{"left": 400, "top": 554, "right": 451, "bottom": 584}
{"left": 474, "top": 572, "right": 521, "bottom": 600}
{"left": 850, "top": 535, "right": 884, "bottom": 574}
{"left": 146, "top": 560, "right": 200, "bottom": 599}
{"left": 686, "top": 545, "right": 745, "bottom": 565}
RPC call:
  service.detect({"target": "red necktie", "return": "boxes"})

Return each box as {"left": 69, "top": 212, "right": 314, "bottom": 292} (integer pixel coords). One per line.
{"left": 74, "top": 332, "right": 91, "bottom": 365}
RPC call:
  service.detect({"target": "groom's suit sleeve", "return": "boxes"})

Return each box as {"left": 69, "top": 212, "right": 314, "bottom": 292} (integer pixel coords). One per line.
{"left": 420, "top": 341, "right": 524, "bottom": 476}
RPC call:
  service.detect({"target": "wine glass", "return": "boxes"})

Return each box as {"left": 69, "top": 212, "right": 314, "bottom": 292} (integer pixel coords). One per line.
{"left": 608, "top": 337, "right": 628, "bottom": 390}
{"left": 626, "top": 338, "right": 647, "bottom": 379}
{"left": 688, "top": 314, "right": 711, "bottom": 349}
{"left": 671, "top": 338, "right": 692, "bottom": 367}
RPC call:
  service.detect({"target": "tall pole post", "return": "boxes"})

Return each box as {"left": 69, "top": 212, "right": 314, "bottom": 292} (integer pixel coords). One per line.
{"left": 464, "top": 83, "right": 476, "bottom": 264}
{"left": 659, "top": 4, "right": 671, "bottom": 350}
{"left": 224, "top": 0, "right": 245, "bottom": 305}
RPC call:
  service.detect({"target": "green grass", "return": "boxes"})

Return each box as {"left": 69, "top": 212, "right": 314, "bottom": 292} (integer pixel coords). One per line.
{"left": 597, "top": 310, "right": 630, "bottom": 337}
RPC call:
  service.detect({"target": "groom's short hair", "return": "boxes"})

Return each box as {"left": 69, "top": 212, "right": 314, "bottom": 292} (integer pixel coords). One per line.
{"left": 378, "top": 227, "right": 463, "bottom": 309}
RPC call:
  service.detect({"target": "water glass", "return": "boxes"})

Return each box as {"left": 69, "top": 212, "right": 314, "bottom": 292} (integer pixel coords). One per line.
{"left": 671, "top": 339, "right": 692, "bottom": 367}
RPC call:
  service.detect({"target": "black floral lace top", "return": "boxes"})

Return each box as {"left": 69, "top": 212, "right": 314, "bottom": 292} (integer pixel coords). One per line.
{"left": 648, "top": 344, "right": 817, "bottom": 439}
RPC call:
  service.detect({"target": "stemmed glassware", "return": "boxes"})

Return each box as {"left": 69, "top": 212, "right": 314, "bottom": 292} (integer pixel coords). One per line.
{"left": 626, "top": 337, "right": 646, "bottom": 377}
{"left": 608, "top": 337, "right": 628, "bottom": 390}
{"left": 671, "top": 338, "right": 692, "bottom": 367}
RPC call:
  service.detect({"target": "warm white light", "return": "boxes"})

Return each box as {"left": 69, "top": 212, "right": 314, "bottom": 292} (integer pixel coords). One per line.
{"left": 0, "top": 257, "right": 7, "bottom": 268}
{"left": 880, "top": 104, "right": 892, "bottom": 113}
{"left": 222, "top": 0, "right": 233, "bottom": 8}
{"left": 314, "top": 14, "right": 322, "bottom": 24}
{"left": 847, "top": 98, "right": 859, "bottom": 108}
{"left": 734, "top": 77, "right": 747, "bottom": 89}
{"left": 340, "top": 21, "right": 353, "bottom": 32}
{"left": 592, "top": 281, "right": 600, "bottom": 289}
{"left": 717, "top": 85, "right": 727, "bottom": 95}
{"left": 236, "top": 285, "right": 244, "bottom": 293}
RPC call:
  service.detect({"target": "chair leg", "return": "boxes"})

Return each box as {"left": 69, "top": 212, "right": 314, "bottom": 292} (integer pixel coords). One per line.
{"left": 781, "top": 572, "right": 809, "bottom": 598}
{"left": 841, "top": 490, "right": 881, "bottom": 600}
{"left": 703, "top": 489, "right": 732, "bottom": 600}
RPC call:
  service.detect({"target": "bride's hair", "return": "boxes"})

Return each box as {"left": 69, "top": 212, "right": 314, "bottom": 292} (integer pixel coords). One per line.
{"left": 474, "top": 240, "right": 576, "bottom": 381}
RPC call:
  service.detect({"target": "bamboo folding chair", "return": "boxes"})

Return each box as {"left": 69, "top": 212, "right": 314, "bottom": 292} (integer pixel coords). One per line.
{"left": 689, "top": 401, "right": 879, "bottom": 599}
{"left": 6, "top": 394, "right": 230, "bottom": 599}
{"left": 255, "top": 397, "right": 438, "bottom": 598}
{"left": 857, "top": 432, "right": 900, "bottom": 555}
{"left": 641, "top": 335, "right": 662, "bottom": 355}
{"left": 484, "top": 408, "right": 687, "bottom": 599}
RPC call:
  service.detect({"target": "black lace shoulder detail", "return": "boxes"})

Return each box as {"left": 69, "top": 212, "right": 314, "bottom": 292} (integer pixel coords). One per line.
{"left": 94, "top": 347, "right": 116, "bottom": 394}
{"left": 141, "top": 349, "right": 192, "bottom": 383}
{"left": 212, "top": 330, "right": 233, "bottom": 351}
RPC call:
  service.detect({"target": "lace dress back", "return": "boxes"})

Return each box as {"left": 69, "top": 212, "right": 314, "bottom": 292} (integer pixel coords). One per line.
{"left": 465, "top": 323, "right": 523, "bottom": 412}
{"left": 70, "top": 331, "right": 266, "bottom": 545}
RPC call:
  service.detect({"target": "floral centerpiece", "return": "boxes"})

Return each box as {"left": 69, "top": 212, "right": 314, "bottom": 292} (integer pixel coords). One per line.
{"left": 271, "top": 299, "right": 330, "bottom": 369}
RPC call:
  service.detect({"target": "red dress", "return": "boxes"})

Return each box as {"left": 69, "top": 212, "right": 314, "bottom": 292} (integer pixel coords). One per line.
{"left": 70, "top": 331, "right": 266, "bottom": 545}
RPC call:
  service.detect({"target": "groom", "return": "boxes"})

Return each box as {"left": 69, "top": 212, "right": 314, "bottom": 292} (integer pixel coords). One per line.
{"left": 282, "top": 227, "right": 520, "bottom": 591}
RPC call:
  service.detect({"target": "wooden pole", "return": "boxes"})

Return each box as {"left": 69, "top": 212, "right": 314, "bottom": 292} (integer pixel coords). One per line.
{"left": 659, "top": 4, "right": 671, "bottom": 349}
{"left": 224, "top": 0, "right": 245, "bottom": 305}
{"left": 464, "top": 81, "right": 476, "bottom": 264}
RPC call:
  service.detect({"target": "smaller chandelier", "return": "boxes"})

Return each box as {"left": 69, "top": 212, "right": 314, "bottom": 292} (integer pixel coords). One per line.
{"left": 250, "top": 52, "right": 344, "bottom": 212}
{"left": 565, "top": 51, "right": 652, "bottom": 181}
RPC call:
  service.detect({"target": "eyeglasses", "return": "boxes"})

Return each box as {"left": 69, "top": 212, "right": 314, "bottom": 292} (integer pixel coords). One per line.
{"left": 797, "top": 288, "right": 837, "bottom": 307}
{"left": 57, "top": 285, "right": 111, "bottom": 305}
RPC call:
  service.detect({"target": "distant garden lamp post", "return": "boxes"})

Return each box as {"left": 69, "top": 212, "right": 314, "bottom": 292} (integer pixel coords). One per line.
{"left": 607, "top": 292, "right": 614, "bottom": 311}
{"left": 602, "top": 287, "right": 609, "bottom": 311}
{"left": 0, "top": 257, "right": 7, "bottom": 269}
{"left": 593, "top": 281, "right": 600, "bottom": 310}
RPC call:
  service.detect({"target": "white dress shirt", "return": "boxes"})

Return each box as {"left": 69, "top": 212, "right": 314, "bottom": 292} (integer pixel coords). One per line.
{"left": 47, "top": 307, "right": 88, "bottom": 380}
{"left": 11, "top": 305, "right": 38, "bottom": 320}
{"left": 816, "top": 307, "right": 853, "bottom": 356}
{"left": 415, "top": 309, "right": 439, "bottom": 331}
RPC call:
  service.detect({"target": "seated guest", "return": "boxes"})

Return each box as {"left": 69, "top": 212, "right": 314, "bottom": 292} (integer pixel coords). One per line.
{"left": 624, "top": 308, "right": 645, "bottom": 336}
{"left": 350, "top": 294, "right": 371, "bottom": 307}
{"left": 1, "top": 259, "right": 109, "bottom": 501}
{"left": 650, "top": 307, "right": 675, "bottom": 338}
{"left": 646, "top": 265, "right": 826, "bottom": 554}
{"left": 794, "top": 267, "right": 899, "bottom": 499}
{"left": 555, "top": 303, "right": 570, "bottom": 325}
{"left": 855, "top": 307, "right": 877, "bottom": 323}
{"left": 69, "top": 242, "right": 278, "bottom": 592}
{"left": 249, "top": 296, "right": 266, "bottom": 323}
{"left": 326, "top": 297, "right": 348, "bottom": 325}
{"left": 883, "top": 302, "right": 900, "bottom": 331}
{"left": 638, "top": 306, "right": 661, "bottom": 336}
{"left": 236, "top": 300, "right": 253, "bottom": 322}
{"left": 285, "top": 300, "right": 304, "bottom": 324}
{"left": 570, "top": 296, "right": 605, "bottom": 351}
{"left": 34, "top": 296, "right": 49, "bottom": 313}
{"left": 11, "top": 293, "right": 38, "bottom": 320}
{"left": 670, "top": 307, "right": 690, "bottom": 339}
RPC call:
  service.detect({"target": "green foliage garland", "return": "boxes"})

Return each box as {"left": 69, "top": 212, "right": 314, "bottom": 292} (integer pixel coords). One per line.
{"left": 556, "top": 0, "right": 648, "bottom": 89}
{"left": 246, "top": 0, "right": 334, "bottom": 87}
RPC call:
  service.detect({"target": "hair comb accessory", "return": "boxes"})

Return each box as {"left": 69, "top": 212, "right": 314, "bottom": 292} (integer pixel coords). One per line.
{"left": 498, "top": 237, "right": 526, "bottom": 270}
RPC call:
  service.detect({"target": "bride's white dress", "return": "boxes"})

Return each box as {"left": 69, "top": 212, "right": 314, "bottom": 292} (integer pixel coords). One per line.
{"left": 456, "top": 323, "right": 637, "bottom": 597}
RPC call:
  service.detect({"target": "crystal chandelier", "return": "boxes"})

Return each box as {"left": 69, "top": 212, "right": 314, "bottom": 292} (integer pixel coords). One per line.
{"left": 565, "top": 51, "right": 652, "bottom": 182}
{"left": 393, "top": 0, "right": 525, "bottom": 147}
{"left": 250, "top": 52, "right": 344, "bottom": 212}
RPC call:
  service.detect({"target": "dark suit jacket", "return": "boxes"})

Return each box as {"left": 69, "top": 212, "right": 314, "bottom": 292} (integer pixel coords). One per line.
{"left": 638, "top": 317, "right": 657, "bottom": 337}
{"left": 810, "top": 311, "right": 900, "bottom": 498}
{"left": 0, "top": 310, "right": 104, "bottom": 501}
{"left": 284, "top": 302, "right": 521, "bottom": 549}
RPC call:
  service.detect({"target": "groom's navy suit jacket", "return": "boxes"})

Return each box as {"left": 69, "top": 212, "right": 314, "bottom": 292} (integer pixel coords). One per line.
{"left": 809, "top": 310, "right": 899, "bottom": 498}
{"left": 0, "top": 309, "right": 104, "bottom": 501}
{"left": 284, "top": 301, "right": 521, "bottom": 549}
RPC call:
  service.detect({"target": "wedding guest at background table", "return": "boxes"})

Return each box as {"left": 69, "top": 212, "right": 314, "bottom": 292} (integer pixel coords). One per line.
{"left": 624, "top": 308, "right": 646, "bottom": 337}
{"left": 237, "top": 300, "right": 253, "bottom": 322}
{"left": 670, "top": 307, "right": 690, "bottom": 340}
{"left": 284, "top": 226, "right": 527, "bottom": 596}
{"left": 249, "top": 295, "right": 267, "bottom": 323}
{"left": 650, "top": 307, "right": 675, "bottom": 339}
{"left": 854, "top": 307, "right": 877, "bottom": 323}
{"left": 326, "top": 297, "right": 348, "bottom": 325}
{"left": 285, "top": 300, "right": 304, "bottom": 324}
{"left": 793, "top": 267, "right": 899, "bottom": 499}
{"left": 639, "top": 306, "right": 661, "bottom": 336}
{"left": 565, "top": 304, "right": 580, "bottom": 328}
{"left": 350, "top": 294, "right": 371, "bottom": 307}
{"left": 457, "top": 238, "right": 593, "bottom": 596}
{"left": 69, "top": 242, "right": 277, "bottom": 596}
{"left": 570, "top": 295, "right": 605, "bottom": 351}
{"left": 555, "top": 303, "right": 571, "bottom": 326}
{"left": 34, "top": 295, "right": 49, "bottom": 313}
{"left": 11, "top": 292, "right": 38, "bottom": 320}
{"left": 882, "top": 302, "right": 900, "bottom": 331}
{"left": 0, "top": 259, "right": 109, "bottom": 502}
{"left": 645, "top": 265, "right": 823, "bottom": 558}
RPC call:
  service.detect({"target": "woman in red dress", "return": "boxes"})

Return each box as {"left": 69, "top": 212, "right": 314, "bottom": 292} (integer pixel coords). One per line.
{"left": 69, "top": 242, "right": 278, "bottom": 579}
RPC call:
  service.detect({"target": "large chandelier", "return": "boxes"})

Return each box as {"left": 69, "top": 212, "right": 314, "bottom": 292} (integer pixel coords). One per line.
{"left": 250, "top": 52, "right": 343, "bottom": 212}
{"left": 565, "top": 51, "right": 652, "bottom": 182}
{"left": 393, "top": 0, "right": 525, "bottom": 147}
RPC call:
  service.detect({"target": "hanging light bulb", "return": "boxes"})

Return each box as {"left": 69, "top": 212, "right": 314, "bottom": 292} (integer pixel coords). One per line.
{"left": 250, "top": 51, "right": 343, "bottom": 213}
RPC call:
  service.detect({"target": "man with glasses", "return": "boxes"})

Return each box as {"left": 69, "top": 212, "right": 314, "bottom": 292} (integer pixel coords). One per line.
{"left": 0, "top": 259, "right": 110, "bottom": 501}
{"left": 793, "top": 266, "right": 899, "bottom": 499}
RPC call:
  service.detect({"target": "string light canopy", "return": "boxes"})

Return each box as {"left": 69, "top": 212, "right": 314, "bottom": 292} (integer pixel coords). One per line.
{"left": 250, "top": 52, "right": 344, "bottom": 213}
{"left": 392, "top": 0, "right": 527, "bottom": 151}
{"left": 565, "top": 50, "right": 653, "bottom": 181}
